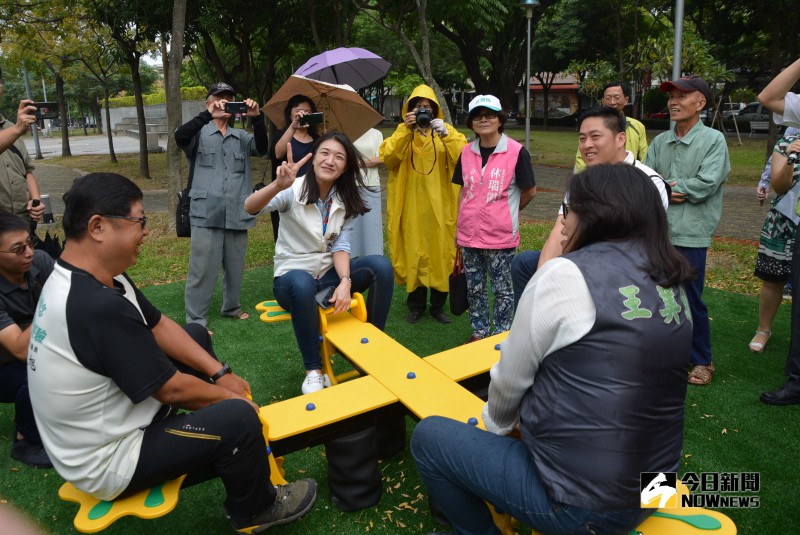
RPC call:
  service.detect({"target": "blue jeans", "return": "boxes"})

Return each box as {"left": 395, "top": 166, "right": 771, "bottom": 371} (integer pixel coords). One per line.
{"left": 675, "top": 247, "right": 712, "bottom": 366}
{"left": 273, "top": 255, "right": 394, "bottom": 371}
{"left": 511, "top": 250, "right": 541, "bottom": 310}
{"left": 411, "top": 416, "right": 652, "bottom": 535}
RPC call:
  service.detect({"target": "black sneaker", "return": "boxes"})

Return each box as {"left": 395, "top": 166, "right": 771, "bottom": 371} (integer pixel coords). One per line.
{"left": 231, "top": 478, "right": 317, "bottom": 534}
{"left": 11, "top": 440, "right": 53, "bottom": 468}
{"left": 406, "top": 310, "right": 423, "bottom": 323}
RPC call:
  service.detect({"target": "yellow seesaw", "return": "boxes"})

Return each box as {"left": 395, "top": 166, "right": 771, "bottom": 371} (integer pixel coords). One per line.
{"left": 59, "top": 294, "right": 736, "bottom": 534}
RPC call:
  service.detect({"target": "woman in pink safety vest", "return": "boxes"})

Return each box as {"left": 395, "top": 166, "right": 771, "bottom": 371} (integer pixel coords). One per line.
{"left": 452, "top": 95, "right": 537, "bottom": 343}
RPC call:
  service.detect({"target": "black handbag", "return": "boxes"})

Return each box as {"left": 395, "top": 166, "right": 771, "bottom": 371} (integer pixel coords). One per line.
{"left": 449, "top": 247, "right": 468, "bottom": 316}
{"left": 175, "top": 136, "right": 199, "bottom": 238}
{"left": 175, "top": 188, "right": 192, "bottom": 237}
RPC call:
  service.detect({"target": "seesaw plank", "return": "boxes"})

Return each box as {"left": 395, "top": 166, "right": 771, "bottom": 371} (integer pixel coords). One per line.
{"left": 424, "top": 332, "right": 507, "bottom": 382}
{"left": 261, "top": 375, "right": 397, "bottom": 442}
{"left": 323, "top": 314, "right": 486, "bottom": 427}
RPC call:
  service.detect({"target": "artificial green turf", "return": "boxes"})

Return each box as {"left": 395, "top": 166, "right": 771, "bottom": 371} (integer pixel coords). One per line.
{"left": 0, "top": 267, "right": 795, "bottom": 534}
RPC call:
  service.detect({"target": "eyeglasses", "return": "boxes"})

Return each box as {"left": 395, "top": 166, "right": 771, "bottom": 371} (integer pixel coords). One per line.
{"left": 602, "top": 95, "right": 626, "bottom": 103}
{"left": 561, "top": 202, "right": 570, "bottom": 217}
{"left": 0, "top": 236, "right": 35, "bottom": 255}
{"left": 101, "top": 214, "right": 148, "bottom": 229}
{"left": 473, "top": 112, "right": 499, "bottom": 121}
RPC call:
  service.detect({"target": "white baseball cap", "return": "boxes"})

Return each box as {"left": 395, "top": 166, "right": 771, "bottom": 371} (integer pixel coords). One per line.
{"left": 468, "top": 94, "right": 502, "bottom": 114}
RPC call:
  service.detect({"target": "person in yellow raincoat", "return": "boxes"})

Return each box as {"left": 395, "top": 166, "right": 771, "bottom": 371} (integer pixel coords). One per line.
{"left": 380, "top": 85, "right": 467, "bottom": 324}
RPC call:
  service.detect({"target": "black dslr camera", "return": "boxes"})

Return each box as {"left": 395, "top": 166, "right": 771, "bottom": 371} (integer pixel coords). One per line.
{"left": 415, "top": 108, "right": 433, "bottom": 129}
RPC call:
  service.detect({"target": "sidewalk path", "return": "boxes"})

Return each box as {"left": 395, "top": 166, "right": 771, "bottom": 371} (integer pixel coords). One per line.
{"left": 27, "top": 134, "right": 767, "bottom": 242}
{"left": 521, "top": 165, "right": 768, "bottom": 242}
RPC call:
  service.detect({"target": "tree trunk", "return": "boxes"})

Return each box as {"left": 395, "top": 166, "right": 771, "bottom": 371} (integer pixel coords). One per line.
{"left": 166, "top": 0, "right": 188, "bottom": 232}
{"left": 104, "top": 85, "right": 117, "bottom": 163}
{"left": 415, "top": 0, "right": 452, "bottom": 125}
{"left": 129, "top": 55, "right": 151, "bottom": 179}
{"left": 80, "top": 103, "right": 88, "bottom": 136}
{"left": 93, "top": 96, "right": 103, "bottom": 135}
{"left": 55, "top": 75, "right": 72, "bottom": 157}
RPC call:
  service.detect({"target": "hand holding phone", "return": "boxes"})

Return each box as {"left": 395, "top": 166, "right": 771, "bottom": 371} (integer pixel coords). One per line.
{"left": 224, "top": 102, "right": 249, "bottom": 115}
{"left": 31, "top": 102, "right": 59, "bottom": 119}
{"left": 314, "top": 287, "right": 335, "bottom": 309}
{"left": 299, "top": 112, "right": 324, "bottom": 126}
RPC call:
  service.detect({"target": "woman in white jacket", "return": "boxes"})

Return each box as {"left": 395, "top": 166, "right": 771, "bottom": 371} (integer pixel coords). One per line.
{"left": 245, "top": 132, "right": 394, "bottom": 394}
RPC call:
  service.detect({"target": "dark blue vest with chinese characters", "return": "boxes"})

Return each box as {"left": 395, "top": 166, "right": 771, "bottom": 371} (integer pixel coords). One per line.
{"left": 520, "top": 240, "right": 692, "bottom": 510}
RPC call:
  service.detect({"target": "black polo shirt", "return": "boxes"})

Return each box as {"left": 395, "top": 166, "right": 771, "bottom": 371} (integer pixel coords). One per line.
{"left": 0, "top": 250, "right": 54, "bottom": 366}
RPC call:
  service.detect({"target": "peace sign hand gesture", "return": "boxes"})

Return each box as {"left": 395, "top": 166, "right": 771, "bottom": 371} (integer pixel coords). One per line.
{"left": 275, "top": 142, "right": 313, "bottom": 190}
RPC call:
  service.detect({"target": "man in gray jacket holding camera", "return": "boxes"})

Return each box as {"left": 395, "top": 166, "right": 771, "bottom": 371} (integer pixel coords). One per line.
{"left": 175, "top": 82, "right": 268, "bottom": 331}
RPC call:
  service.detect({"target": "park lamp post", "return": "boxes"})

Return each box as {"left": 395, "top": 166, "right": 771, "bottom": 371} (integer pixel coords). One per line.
{"left": 521, "top": 0, "right": 538, "bottom": 152}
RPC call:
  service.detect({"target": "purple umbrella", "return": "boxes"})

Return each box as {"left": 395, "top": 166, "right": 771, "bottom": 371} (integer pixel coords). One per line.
{"left": 294, "top": 47, "right": 390, "bottom": 90}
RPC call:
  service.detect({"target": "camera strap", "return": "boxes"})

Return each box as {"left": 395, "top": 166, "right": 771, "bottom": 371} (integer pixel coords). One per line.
{"left": 410, "top": 130, "right": 438, "bottom": 176}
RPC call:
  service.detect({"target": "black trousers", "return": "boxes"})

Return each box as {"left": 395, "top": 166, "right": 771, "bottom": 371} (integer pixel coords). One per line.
{"left": 407, "top": 286, "right": 447, "bottom": 314}
{"left": 124, "top": 324, "right": 275, "bottom": 522}
{"left": 786, "top": 234, "right": 800, "bottom": 387}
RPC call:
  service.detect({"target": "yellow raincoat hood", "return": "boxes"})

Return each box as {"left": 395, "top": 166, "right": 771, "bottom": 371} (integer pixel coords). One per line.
{"left": 379, "top": 84, "right": 467, "bottom": 293}
{"left": 402, "top": 85, "right": 444, "bottom": 120}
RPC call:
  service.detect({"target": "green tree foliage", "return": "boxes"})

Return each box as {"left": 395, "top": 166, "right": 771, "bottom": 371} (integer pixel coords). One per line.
{"left": 530, "top": 0, "right": 588, "bottom": 128}
{"left": 182, "top": 0, "right": 307, "bottom": 102}
{"left": 87, "top": 0, "right": 169, "bottom": 178}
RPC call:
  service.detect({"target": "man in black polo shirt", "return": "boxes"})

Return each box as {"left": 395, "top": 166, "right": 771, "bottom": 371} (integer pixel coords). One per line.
{"left": 0, "top": 212, "right": 52, "bottom": 467}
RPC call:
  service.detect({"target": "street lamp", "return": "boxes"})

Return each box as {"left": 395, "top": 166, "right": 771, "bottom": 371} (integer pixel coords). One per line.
{"left": 521, "top": 0, "right": 539, "bottom": 153}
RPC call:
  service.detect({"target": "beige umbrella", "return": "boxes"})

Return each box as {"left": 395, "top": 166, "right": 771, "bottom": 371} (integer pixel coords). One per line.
{"left": 263, "top": 75, "right": 384, "bottom": 141}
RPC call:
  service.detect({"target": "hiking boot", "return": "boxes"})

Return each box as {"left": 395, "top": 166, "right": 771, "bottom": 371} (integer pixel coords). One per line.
{"left": 11, "top": 439, "right": 53, "bottom": 468}
{"left": 231, "top": 478, "right": 318, "bottom": 534}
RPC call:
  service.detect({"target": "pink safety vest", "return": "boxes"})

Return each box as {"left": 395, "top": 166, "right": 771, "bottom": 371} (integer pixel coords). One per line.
{"left": 456, "top": 134, "right": 523, "bottom": 249}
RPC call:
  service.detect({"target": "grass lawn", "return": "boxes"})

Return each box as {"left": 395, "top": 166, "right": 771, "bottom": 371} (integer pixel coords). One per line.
{"left": 0, "top": 267, "right": 793, "bottom": 535}
{"left": 0, "top": 211, "right": 793, "bottom": 534}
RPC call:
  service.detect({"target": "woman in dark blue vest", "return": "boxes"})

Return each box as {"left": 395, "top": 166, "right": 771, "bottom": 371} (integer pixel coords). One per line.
{"left": 411, "top": 164, "right": 695, "bottom": 535}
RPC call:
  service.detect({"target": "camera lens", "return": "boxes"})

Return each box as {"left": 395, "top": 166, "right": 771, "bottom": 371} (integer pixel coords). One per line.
{"left": 415, "top": 108, "right": 433, "bottom": 129}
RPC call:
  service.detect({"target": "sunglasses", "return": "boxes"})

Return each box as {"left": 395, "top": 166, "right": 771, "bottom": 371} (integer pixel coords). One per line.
{"left": 472, "top": 111, "right": 499, "bottom": 121}
{"left": 562, "top": 202, "right": 570, "bottom": 217}
{"left": 102, "top": 214, "right": 148, "bottom": 229}
{"left": 0, "top": 236, "right": 35, "bottom": 256}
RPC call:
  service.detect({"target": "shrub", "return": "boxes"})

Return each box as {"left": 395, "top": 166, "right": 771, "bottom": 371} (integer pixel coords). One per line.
{"left": 104, "top": 86, "right": 207, "bottom": 108}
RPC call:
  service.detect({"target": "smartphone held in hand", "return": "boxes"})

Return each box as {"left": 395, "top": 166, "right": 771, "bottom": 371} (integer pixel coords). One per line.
{"left": 224, "top": 102, "right": 249, "bottom": 114}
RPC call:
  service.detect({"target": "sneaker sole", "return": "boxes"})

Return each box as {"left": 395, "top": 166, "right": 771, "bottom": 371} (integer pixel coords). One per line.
{"left": 236, "top": 487, "right": 318, "bottom": 534}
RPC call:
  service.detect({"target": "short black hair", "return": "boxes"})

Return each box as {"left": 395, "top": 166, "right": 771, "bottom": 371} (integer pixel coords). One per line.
{"left": 564, "top": 164, "right": 693, "bottom": 287}
{"left": 0, "top": 211, "right": 30, "bottom": 237}
{"left": 62, "top": 173, "right": 143, "bottom": 239}
{"left": 577, "top": 106, "right": 626, "bottom": 135}
{"left": 603, "top": 81, "right": 630, "bottom": 98}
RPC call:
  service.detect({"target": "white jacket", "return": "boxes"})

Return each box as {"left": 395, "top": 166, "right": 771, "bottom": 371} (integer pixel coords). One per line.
{"left": 274, "top": 178, "right": 347, "bottom": 278}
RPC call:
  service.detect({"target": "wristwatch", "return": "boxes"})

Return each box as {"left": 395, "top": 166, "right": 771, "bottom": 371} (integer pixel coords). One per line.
{"left": 210, "top": 362, "right": 232, "bottom": 383}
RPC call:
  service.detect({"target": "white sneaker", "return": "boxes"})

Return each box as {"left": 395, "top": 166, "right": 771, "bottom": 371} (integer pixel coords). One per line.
{"left": 301, "top": 372, "right": 331, "bottom": 394}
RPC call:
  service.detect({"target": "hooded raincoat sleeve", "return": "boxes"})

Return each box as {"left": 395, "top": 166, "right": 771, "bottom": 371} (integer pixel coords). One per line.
{"left": 379, "top": 85, "right": 467, "bottom": 293}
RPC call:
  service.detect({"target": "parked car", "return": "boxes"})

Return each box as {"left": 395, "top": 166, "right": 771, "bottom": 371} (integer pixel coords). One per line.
{"left": 646, "top": 107, "right": 669, "bottom": 119}
{"left": 735, "top": 103, "right": 770, "bottom": 123}
{"left": 722, "top": 102, "right": 746, "bottom": 119}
